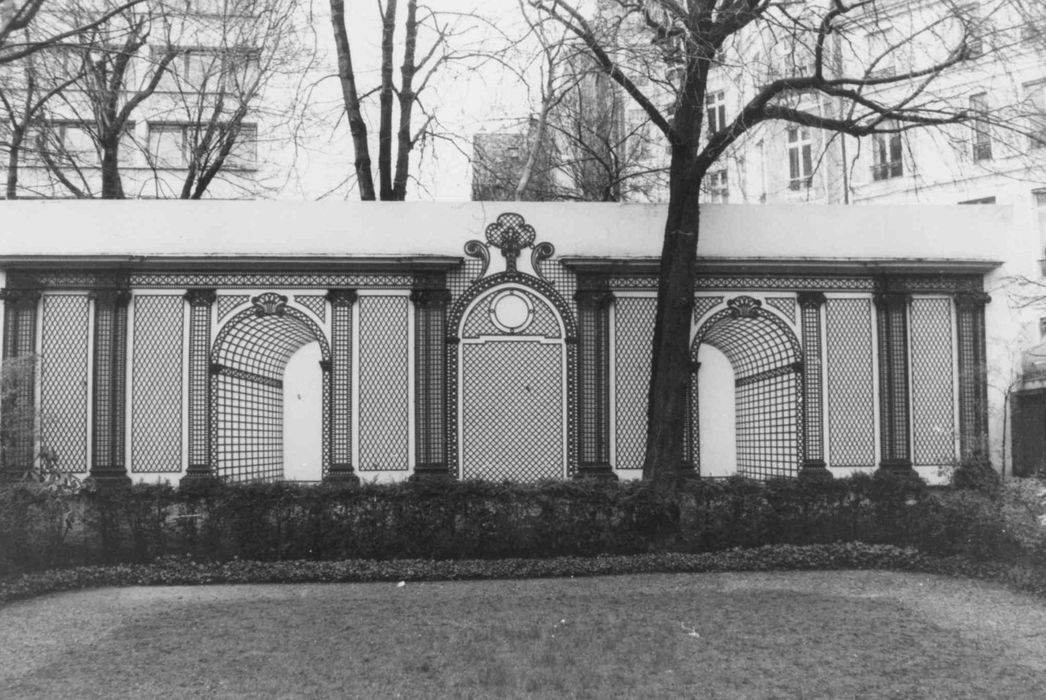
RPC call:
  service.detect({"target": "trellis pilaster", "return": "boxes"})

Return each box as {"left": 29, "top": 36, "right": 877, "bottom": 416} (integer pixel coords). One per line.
{"left": 798, "top": 292, "right": 829, "bottom": 477}
{"left": 574, "top": 280, "right": 615, "bottom": 479}
{"left": 874, "top": 290, "right": 913, "bottom": 471}
{"left": 955, "top": 292, "right": 991, "bottom": 466}
{"left": 88, "top": 287, "right": 131, "bottom": 487}
{"left": 1, "top": 288, "right": 40, "bottom": 476}
{"left": 325, "top": 288, "right": 358, "bottom": 483}
{"left": 411, "top": 279, "right": 451, "bottom": 480}
{"left": 182, "top": 288, "right": 216, "bottom": 484}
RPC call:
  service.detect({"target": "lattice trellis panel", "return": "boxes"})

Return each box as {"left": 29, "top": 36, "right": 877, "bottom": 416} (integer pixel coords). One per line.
{"left": 448, "top": 258, "right": 484, "bottom": 302}
{"left": 614, "top": 297, "right": 656, "bottom": 471}
{"left": 211, "top": 304, "right": 330, "bottom": 481}
{"left": 825, "top": 298, "right": 877, "bottom": 467}
{"left": 766, "top": 297, "right": 798, "bottom": 325}
{"left": 542, "top": 260, "right": 578, "bottom": 319}
{"left": 695, "top": 308, "right": 803, "bottom": 478}
{"left": 693, "top": 296, "right": 725, "bottom": 323}
{"left": 127, "top": 273, "right": 413, "bottom": 288}
{"left": 131, "top": 296, "right": 184, "bottom": 473}
{"left": 461, "top": 289, "right": 561, "bottom": 339}
{"left": 735, "top": 372, "right": 800, "bottom": 478}
{"left": 40, "top": 295, "right": 89, "bottom": 473}
{"left": 358, "top": 296, "right": 410, "bottom": 471}
{"left": 701, "top": 315, "right": 797, "bottom": 381}
{"left": 294, "top": 295, "right": 328, "bottom": 323}
{"left": 910, "top": 298, "right": 957, "bottom": 465}
{"left": 214, "top": 371, "right": 283, "bottom": 482}
{"left": 461, "top": 340, "right": 564, "bottom": 480}
{"left": 217, "top": 295, "right": 249, "bottom": 321}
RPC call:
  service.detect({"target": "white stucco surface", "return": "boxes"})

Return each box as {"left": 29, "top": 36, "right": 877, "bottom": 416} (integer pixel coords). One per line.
{"left": 0, "top": 201, "right": 1012, "bottom": 265}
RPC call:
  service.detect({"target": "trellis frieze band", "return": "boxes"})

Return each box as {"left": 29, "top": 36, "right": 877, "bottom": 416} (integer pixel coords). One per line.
{"left": 0, "top": 205, "right": 1001, "bottom": 485}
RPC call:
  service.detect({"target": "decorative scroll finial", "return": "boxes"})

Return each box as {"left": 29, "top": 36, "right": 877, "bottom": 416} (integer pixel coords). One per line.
{"left": 727, "top": 295, "right": 762, "bottom": 319}
{"left": 485, "top": 212, "right": 536, "bottom": 273}
{"left": 252, "top": 292, "right": 288, "bottom": 317}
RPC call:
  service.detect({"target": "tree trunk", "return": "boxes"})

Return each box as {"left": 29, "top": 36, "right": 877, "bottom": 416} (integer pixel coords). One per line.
{"left": 6, "top": 126, "right": 22, "bottom": 199}
{"left": 391, "top": 0, "right": 417, "bottom": 201}
{"left": 377, "top": 0, "right": 398, "bottom": 200}
{"left": 100, "top": 141, "right": 124, "bottom": 199}
{"left": 329, "top": 0, "right": 375, "bottom": 200}
{"left": 642, "top": 182, "right": 701, "bottom": 488}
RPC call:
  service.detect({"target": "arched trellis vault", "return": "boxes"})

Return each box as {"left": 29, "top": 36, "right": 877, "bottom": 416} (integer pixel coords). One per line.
{"left": 210, "top": 293, "right": 331, "bottom": 482}
{"left": 690, "top": 296, "right": 805, "bottom": 478}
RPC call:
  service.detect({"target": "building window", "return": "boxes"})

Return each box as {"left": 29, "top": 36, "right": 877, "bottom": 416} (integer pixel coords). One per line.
{"left": 157, "top": 46, "right": 261, "bottom": 92}
{"left": 1021, "top": 21, "right": 1043, "bottom": 46}
{"left": 708, "top": 168, "right": 728, "bottom": 202}
{"left": 871, "top": 125, "right": 903, "bottom": 180}
{"left": 962, "top": 5, "right": 986, "bottom": 58}
{"left": 1025, "top": 81, "right": 1046, "bottom": 150}
{"left": 148, "top": 122, "right": 258, "bottom": 169}
{"left": 705, "top": 91, "right": 726, "bottom": 138}
{"left": 787, "top": 125, "right": 813, "bottom": 190}
{"left": 866, "top": 27, "right": 896, "bottom": 78}
{"left": 969, "top": 92, "right": 992, "bottom": 161}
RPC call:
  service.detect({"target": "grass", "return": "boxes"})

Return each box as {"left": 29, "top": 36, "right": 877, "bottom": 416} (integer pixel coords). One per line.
{"left": 4, "top": 570, "right": 1046, "bottom": 698}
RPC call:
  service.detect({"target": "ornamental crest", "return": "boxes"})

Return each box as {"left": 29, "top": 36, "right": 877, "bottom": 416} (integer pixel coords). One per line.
{"left": 464, "top": 212, "right": 555, "bottom": 280}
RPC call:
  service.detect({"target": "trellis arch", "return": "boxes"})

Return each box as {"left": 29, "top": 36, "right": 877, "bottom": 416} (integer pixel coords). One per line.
{"left": 448, "top": 271, "right": 578, "bottom": 480}
{"left": 210, "top": 293, "right": 331, "bottom": 481}
{"left": 690, "top": 296, "right": 805, "bottom": 478}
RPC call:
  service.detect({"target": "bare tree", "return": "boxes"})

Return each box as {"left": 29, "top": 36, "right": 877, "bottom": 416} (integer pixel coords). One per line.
{"left": 530, "top": 0, "right": 1036, "bottom": 486}
{"left": 28, "top": 0, "right": 176, "bottom": 198}
{"left": 143, "top": 0, "right": 309, "bottom": 199}
{"left": 330, "top": 0, "right": 495, "bottom": 200}
{"left": 0, "top": 0, "right": 143, "bottom": 65}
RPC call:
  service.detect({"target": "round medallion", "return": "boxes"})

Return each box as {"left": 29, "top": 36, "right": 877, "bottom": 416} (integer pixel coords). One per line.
{"left": 490, "top": 290, "right": 534, "bottom": 333}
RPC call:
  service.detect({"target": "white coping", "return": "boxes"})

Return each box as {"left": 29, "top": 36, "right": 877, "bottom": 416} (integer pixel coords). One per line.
{"left": 0, "top": 201, "right": 1013, "bottom": 264}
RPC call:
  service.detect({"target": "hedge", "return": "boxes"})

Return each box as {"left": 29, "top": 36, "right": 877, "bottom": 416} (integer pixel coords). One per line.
{"left": 2, "top": 470, "right": 1040, "bottom": 578}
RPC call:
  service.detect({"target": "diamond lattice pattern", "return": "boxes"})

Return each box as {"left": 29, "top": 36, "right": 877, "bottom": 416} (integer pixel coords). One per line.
{"left": 358, "top": 295, "right": 410, "bottom": 471}
{"left": 910, "top": 297, "right": 957, "bottom": 465}
{"left": 461, "top": 340, "right": 564, "bottom": 480}
{"left": 614, "top": 297, "right": 656, "bottom": 472}
{"left": 40, "top": 295, "right": 89, "bottom": 473}
{"left": 825, "top": 298, "right": 877, "bottom": 467}
{"left": 131, "top": 295, "right": 184, "bottom": 473}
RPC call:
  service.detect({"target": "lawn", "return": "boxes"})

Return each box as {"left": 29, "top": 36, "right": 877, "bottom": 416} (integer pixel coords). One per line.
{"left": 3, "top": 570, "right": 1046, "bottom": 699}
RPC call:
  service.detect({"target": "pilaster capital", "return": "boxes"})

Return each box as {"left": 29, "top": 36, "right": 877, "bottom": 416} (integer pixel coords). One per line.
{"left": 325, "top": 288, "right": 358, "bottom": 307}
{"left": 410, "top": 288, "right": 451, "bottom": 306}
{"left": 184, "top": 288, "right": 217, "bottom": 307}
{"left": 954, "top": 291, "right": 991, "bottom": 311}
{"left": 797, "top": 291, "right": 827, "bottom": 310}
{"left": 0, "top": 287, "right": 41, "bottom": 308}
{"left": 89, "top": 288, "right": 131, "bottom": 307}
{"left": 873, "top": 291, "right": 910, "bottom": 311}
{"left": 574, "top": 288, "right": 615, "bottom": 309}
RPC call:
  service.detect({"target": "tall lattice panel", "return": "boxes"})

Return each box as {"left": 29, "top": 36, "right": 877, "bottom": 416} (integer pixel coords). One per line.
{"left": 825, "top": 298, "right": 877, "bottom": 467}
{"left": 613, "top": 297, "right": 656, "bottom": 472}
{"left": 131, "top": 295, "right": 184, "bottom": 473}
{"left": 358, "top": 295, "right": 410, "bottom": 471}
{"left": 909, "top": 297, "right": 957, "bottom": 465}
{"left": 461, "top": 341, "right": 564, "bottom": 480}
{"left": 40, "top": 295, "right": 89, "bottom": 473}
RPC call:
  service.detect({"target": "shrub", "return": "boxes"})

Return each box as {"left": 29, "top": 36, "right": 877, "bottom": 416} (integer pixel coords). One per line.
{"left": 1, "top": 473, "right": 1043, "bottom": 578}
{"left": 952, "top": 460, "right": 1002, "bottom": 496}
